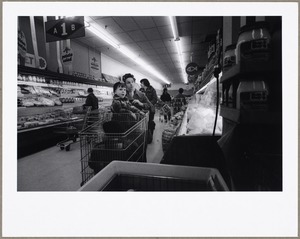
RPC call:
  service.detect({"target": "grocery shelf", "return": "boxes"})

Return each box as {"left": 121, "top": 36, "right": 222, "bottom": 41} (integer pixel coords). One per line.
{"left": 220, "top": 105, "right": 282, "bottom": 124}
{"left": 220, "top": 60, "right": 273, "bottom": 83}
{"left": 18, "top": 102, "right": 84, "bottom": 117}
{"left": 18, "top": 118, "right": 83, "bottom": 133}
{"left": 18, "top": 65, "right": 114, "bottom": 87}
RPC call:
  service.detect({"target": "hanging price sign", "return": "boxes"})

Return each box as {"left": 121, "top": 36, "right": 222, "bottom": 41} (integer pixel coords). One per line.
{"left": 45, "top": 16, "right": 85, "bottom": 42}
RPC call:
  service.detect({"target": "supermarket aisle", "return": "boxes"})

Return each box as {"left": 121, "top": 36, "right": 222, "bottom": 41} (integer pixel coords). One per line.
{"left": 17, "top": 114, "right": 165, "bottom": 191}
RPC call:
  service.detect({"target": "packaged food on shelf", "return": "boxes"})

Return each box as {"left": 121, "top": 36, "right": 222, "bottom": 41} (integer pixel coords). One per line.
{"left": 37, "top": 97, "right": 55, "bottom": 106}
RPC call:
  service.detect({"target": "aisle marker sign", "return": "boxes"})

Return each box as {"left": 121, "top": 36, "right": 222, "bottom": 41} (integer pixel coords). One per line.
{"left": 45, "top": 17, "right": 85, "bottom": 42}
{"left": 61, "top": 46, "right": 73, "bottom": 65}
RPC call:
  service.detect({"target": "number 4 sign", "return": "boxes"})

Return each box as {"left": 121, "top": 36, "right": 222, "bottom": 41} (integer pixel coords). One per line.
{"left": 45, "top": 16, "right": 85, "bottom": 42}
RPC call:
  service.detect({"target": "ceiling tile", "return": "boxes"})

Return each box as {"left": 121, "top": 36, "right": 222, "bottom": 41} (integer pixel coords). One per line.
{"left": 154, "top": 47, "right": 169, "bottom": 55}
{"left": 178, "top": 22, "right": 192, "bottom": 37}
{"left": 177, "top": 16, "right": 193, "bottom": 23}
{"left": 180, "top": 36, "right": 191, "bottom": 45}
{"left": 133, "top": 17, "right": 156, "bottom": 28}
{"left": 150, "top": 39, "right": 165, "bottom": 49}
{"left": 191, "top": 34, "right": 206, "bottom": 44}
{"left": 93, "top": 17, "right": 124, "bottom": 34}
{"left": 163, "top": 38, "right": 175, "bottom": 48}
{"left": 137, "top": 41, "right": 153, "bottom": 50}
{"left": 81, "top": 36, "right": 110, "bottom": 48}
{"left": 91, "top": 16, "right": 109, "bottom": 20}
{"left": 166, "top": 46, "right": 177, "bottom": 54}
{"left": 157, "top": 25, "right": 173, "bottom": 38}
{"left": 122, "top": 42, "right": 142, "bottom": 52}
{"left": 142, "top": 28, "right": 161, "bottom": 41}
{"left": 143, "top": 49, "right": 158, "bottom": 56}
{"left": 113, "top": 32, "right": 134, "bottom": 44}
{"left": 159, "top": 54, "right": 172, "bottom": 62}
{"left": 153, "top": 16, "right": 170, "bottom": 27}
{"left": 181, "top": 44, "right": 191, "bottom": 53}
{"left": 113, "top": 17, "right": 140, "bottom": 31}
{"left": 127, "top": 30, "right": 147, "bottom": 42}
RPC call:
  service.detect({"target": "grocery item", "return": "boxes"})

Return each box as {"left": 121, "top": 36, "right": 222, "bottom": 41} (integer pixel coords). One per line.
{"left": 223, "top": 43, "right": 236, "bottom": 72}
{"left": 37, "top": 97, "right": 55, "bottom": 106}
{"left": 236, "top": 79, "right": 268, "bottom": 110}
{"left": 22, "top": 99, "right": 35, "bottom": 107}
{"left": 236, "top": 21, "right": 271, "bottom": 64}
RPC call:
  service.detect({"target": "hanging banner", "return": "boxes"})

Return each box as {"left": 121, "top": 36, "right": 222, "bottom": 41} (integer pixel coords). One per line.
{"left": 18, "top": 30, "right": 27, "bottom": 58}
{"left": 25, "top": 53, "right": 47, "bottom": 70}
{"left": 90, "top": 56, "right": 100, "bottom": 74}
{"left": 61, "top": 46, "right": 73, "bottom": 65}
{"left": 45, "top": 16, "right": 85, "bottom": 42}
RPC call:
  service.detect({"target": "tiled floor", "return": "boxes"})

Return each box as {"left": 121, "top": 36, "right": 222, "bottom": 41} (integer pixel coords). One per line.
{"left": 17, "top": 115, "right": 166, "bottom": 191}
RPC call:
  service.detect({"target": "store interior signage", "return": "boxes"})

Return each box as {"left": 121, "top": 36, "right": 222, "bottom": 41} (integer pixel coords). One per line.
{"left": 90, "top": 56, "right": 100, "bottom": 73}
{"left": 185, "top": 62, "right": 201, "bottom": 76}
{"left": 25, "top": 53, "right": 47, "bottom": 69}
{"left": 18, "top": 30, "right": 27, "bottom": 58}
{"left": 61, "top": 47, "right": 73, "bottom": 65}
{"left": 45, "top": 16, "right": 85, "bottom": 42}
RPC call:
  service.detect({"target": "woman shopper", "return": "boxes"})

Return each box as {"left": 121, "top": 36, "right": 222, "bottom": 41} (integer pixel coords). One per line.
{"left": 140, "top": 78, "right": 158, "bottom": 139}
{"left": 160, "top": 88, "right": 172, "bottom": 122}
{"left": 122, "top": 73, "right": 155, "bottom": 147}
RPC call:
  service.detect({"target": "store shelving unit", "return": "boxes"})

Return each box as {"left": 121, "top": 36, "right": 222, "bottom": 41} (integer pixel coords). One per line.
{"left": 218, "top": 32, "right": 282, "bottom": 190}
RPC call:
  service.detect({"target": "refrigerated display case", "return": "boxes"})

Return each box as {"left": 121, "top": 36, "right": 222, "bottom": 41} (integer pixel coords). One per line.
{"left": 17, "top": 65, "right": 114, "bottom": 158}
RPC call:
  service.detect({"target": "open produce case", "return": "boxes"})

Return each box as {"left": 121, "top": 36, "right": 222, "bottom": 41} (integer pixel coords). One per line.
{"left": 78, "top": 161, "right": 229, "bottom": 191}
{"left": 160, "top": 77, "right": 231, "bottom": 188}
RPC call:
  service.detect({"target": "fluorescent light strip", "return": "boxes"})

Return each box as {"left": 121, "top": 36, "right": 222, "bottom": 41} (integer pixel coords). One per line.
{"left": 85, "top": 17, "right": 170, "bottom": 84}
{"left": 85, "top": 20, "right": 120, "bottom": 49}
{"left": 169, "top": 16, "right": 187, "bottom": 83}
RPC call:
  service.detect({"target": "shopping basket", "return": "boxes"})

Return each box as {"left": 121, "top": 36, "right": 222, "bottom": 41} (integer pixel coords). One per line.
{"left": 79, "top": 112, "right": 148, "bottom": 186}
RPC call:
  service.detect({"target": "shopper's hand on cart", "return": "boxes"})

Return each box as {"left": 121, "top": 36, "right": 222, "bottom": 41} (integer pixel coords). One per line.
{"left": 130, "top": 112, "right": 137, "bottom": 120}
{"left": 132, "top": 99, "right": 143, "bottom": 107}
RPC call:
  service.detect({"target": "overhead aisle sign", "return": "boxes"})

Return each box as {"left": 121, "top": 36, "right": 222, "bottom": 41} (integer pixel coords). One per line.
{"left": 45, "top": 16, "right": 85, "bottom": 42}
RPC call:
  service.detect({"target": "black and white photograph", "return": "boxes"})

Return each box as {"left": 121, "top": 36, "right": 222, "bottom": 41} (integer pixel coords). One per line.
{"left": 2, "top": 1, "right": 298, "bottom": 237}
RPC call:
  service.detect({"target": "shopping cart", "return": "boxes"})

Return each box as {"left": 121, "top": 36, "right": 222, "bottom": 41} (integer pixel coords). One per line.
{"left": 54, "top": 106, "right": 91, "bottom": 151}
{"left": 79, "top": 112, "right": 148, "bottom": 186}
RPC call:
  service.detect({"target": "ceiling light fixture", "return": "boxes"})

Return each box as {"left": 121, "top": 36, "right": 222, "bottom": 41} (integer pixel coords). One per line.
{"left": 169, "top": 16, "right": 187, "bottom": 83}
{"left": 84, "top": 17, "right": 170, "bottom": 84}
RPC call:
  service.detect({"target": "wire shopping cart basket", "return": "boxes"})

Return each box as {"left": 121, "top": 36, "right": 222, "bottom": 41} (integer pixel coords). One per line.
{"left": 79, "top": 112, "right": 149, "bottom": 186}
{"left": 53, "top": 107, "right": 92, "bottom": 151}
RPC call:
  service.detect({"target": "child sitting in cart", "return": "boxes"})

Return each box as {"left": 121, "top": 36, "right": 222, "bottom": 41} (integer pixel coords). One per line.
{"left": 111, "top": 82, "right": 145, "bottom": 120}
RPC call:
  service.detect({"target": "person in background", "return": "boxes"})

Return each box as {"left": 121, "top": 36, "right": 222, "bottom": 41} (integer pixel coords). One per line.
{"left": 83, "top": 87, "right": 99, "bottom": 126}
{"left": 83, "top": 88, "right": 99, "bottom": 110}
{"left": 123, "top": 73, "right": 154, "bottom": 146}
{"left": 173, "top": 88, "right": 187, "bottom": 115}
{"left": 174, "top": 88, "right": 187, "bottom": 105}
{"left": 160, "top": 88, "right": 172, "bottom": 122}
{"left": 140, "top": 78, "right": 158, "bottom": 137}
